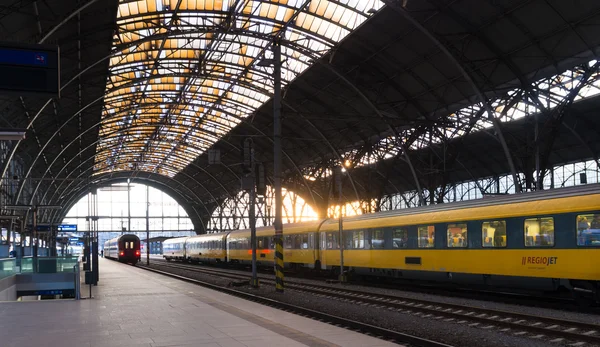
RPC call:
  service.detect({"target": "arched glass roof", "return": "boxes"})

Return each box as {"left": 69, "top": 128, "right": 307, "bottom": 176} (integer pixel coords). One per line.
{"left": 94, "top": 0, "right": 384, "bottom": 177}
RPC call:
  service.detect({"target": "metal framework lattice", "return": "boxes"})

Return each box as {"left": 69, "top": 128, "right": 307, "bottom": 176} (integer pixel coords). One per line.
{"left": 94, "top": 0, "right": 384, "bottom": 176}
{"left": 308, "top": 60, "right": 600, "bottom": 176}
{"left": 208, "top": 185, "right": 317, "bottom": 232}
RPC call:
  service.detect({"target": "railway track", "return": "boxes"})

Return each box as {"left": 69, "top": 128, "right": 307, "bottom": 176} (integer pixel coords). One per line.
{"left": 136, "top": 263, "right": 452, "bottom": 347}
{"left": 150, "top": 257, "right": 584, "bottom": 312}
{"left": 148, "top": 260, "right": 600, "bottom": 346}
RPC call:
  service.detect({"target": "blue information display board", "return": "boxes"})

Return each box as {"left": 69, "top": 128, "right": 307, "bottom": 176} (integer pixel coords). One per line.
{"left": 0, "top": 42, "right": 59, "bottom": 96}
{"left": 58, "top": 224, "right": 77, "bottom": 231}
{"left": 0, "top": 49, "right": 49, "bottom": 66}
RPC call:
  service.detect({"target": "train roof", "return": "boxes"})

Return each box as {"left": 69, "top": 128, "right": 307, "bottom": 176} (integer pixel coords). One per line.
{"left": 321, "top": 183, "right": 600, "bottom": 231}
{"left": 186, "top": 233, "right": 228, "bottom": 242}
{"left": 162, "top": 236, "right": 190, "bottom": 245}
{"left": 227, "top": 219, "right": 326, "bottom": 238}
{"left": 104, "top": 234, "right": 141, "bottom": 244}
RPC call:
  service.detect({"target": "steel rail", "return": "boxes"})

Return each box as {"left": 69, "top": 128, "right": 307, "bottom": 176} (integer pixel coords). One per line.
{"left": 149, "top": 260, "right": 600, "bottom": 345}
{"left": 134, "top": 263, "right": 453, "bottom": 347}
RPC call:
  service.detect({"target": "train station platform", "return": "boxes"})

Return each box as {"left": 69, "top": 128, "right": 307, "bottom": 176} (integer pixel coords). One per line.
{"left": 0, "top": 258, "right": 398, "bottom": 347}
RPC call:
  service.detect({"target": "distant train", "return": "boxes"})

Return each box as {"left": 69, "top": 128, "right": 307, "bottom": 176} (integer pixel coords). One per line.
{"left": 104, "top": 234, "right": 141, "bottom": 264}
{"left": 163, "top": 184, "right": 600, "bottom": 301}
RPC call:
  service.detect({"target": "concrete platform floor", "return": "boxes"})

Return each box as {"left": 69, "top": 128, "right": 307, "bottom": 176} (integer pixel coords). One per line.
{"left": 0, "top": 258, "right": 400, "bottom": 347}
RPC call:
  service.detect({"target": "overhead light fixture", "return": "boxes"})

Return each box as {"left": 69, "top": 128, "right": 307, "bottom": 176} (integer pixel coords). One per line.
{"left": 0, "top": 128, "right": 26, "bottom": 141}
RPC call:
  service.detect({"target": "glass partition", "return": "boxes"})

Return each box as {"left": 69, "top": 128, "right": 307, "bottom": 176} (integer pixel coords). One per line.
{"left": 0, "top": 258, "right": 16, "bottom": 280}
{"left": 17, "top": 256, "right": 79, "bottom": 274}
{"left": 20, "top": 257, "right": 33, "bottom": 273}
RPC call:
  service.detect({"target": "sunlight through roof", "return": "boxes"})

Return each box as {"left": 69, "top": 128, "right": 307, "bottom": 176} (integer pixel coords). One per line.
{"left": 94, "top": 0, "right": 384, "bottom": 177}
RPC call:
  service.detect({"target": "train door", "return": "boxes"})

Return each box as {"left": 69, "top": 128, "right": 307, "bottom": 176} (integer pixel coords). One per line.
{"left": 309, "top": 232, "right": 316, "bottom": 268}
{"left": 319, "top": 232, "right": 327, "bottom": 269}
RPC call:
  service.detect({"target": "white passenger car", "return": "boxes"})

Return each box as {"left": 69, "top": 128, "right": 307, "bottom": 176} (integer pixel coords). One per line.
{"left": 162, "top": 237, "right": 189, "bottom": 261}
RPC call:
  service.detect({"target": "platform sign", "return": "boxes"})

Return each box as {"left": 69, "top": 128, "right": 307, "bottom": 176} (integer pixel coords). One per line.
{"left": 26, "top": 224, "right": 51, "bottom": 232}
{"left": 0, "top": 42, "right": 59, "bottom": 97}
{"left": 57, "top": 224, "right": 77, "bottom": 231}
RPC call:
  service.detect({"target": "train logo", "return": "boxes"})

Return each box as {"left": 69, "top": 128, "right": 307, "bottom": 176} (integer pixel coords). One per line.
{"left": 521, "top": 256, "right": 558, "bottom": 266}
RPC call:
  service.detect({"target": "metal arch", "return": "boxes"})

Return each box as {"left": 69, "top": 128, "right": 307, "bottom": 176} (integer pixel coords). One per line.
{"left": 412, "top": 2, "right": 600, "bottom": 190}
{"left": 382, "top": 0, "right": 521, "bottom": 194}
{"left": 0, "top": 0, "right": 106, "bottom": 187}
{"left": 36, "top": 141, "right": 228, "bottom": 218}
{"left": 16, "top": 88, "right": 237, "bottom": 202}
{"left": 43, "top": 171, "right": 206, "bottom": 229}
{"left": 49, "top": 175, "right": 204, "bottom": 232}
{"left": 38, "top": 0, "right": 102, "bottom": 44}
{"left": 51, "top": 172, "right": 201, "bottom": 215}
{"left": 0, "top": 27, "right": 300, "bottom": 190}
{"left": 16, "top": 100, "right": 320, "bottom": 231}
{"left": 106, "top": 0, "right": 314, "bottom": 179}
{"left": 537, "top": 62, "right": 600, "bottom": 180}
{"left": 8, "top": 3, "right": 380, "bottom": 223}
{"left": 39, "top": 140, "right": 232, "bottom": 209}
{"left": 18, "top": 92, "right": 319, "bottom": 216}
{"left": 45, "top": 164, "right": 210, "bottom": 229}
{"left": 47, "top": 174, "right": 199, "bottom": 224}
{"left": 561, "top": 119, "right": 600, "bottom": 168}
{"left": 314, "top": 57, "right": 426, "bottom": 205}
{"left": 112, "top": 3, "right": 338, "bottom": 47}
{"left": 280, "top": 102, "right": 363, "bottom": 203}
{"left": 0, "top": 99, "right": 52, "bottom": 191}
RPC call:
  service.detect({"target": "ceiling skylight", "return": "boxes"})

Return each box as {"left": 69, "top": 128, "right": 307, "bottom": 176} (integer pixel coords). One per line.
{"left": 94, "top": 0, "right": 383, "bottom": 177}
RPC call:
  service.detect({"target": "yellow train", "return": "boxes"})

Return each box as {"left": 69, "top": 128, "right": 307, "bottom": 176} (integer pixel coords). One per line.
{"left": 163, "top": 184, "right": 600, "bottom": 300}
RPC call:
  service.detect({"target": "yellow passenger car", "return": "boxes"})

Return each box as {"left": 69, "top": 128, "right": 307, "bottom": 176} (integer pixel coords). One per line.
{"left": 226, "top": 221, "right": 323, "bottom": 268}
{"left": 317, "top": 184, "right": 600, "bottom": 296}
{"left": 186, "top": 233, "right": 228, "bottom": 264}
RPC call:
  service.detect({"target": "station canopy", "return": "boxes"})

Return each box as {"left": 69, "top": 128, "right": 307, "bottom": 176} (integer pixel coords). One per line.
{"left": 95, "top": 0, "right": 384, "bottom": 177}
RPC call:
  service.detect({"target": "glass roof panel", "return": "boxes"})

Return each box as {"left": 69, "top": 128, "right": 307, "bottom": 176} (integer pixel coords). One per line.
{"left": 95, "top": 0, "right": 384, "bottom": 177}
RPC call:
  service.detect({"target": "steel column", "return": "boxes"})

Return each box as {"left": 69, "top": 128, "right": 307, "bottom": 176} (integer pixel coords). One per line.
{"left": 146, "top": 184, "right": 150, "bottom": 265}
{"left": 273, "top": 39, "right": 284, "bottom": 293}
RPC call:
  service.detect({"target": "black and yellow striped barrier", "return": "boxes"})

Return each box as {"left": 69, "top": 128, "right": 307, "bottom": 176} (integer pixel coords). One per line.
{"left": 275, "top": 235, "right": 284, "bottom": 292}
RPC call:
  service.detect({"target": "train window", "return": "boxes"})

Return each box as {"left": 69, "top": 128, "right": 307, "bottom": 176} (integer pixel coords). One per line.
{"left": 524, "top": 217, "right": 554, "bottom": 247}
{"left": 352, "top": 230, "right": 365, "bottom": 249}
{"left": 393, "top": 228, "right": 408, "bottom": 248}
{"left": 482, "top": 220, "right": 507, "bottom": 247}
{"left": 294, "top": 235, "right": 302, "bottom": 249}
{"left": 576, "top": 214, "right": 600, "bottom": 246}
{"left": 447, "top": 223, "right": 467, "bottom": 248}
{"left": 284, "top": 235, "right": 292, "bottom": 249}
{"left": 371, "top": 230, "right": 385, "bottom": 249}
{"left": 327, "top": 232, "right": 339, "bottom": 249}
{"left": 418, "top": 225, "right": 435, "bottom": 248}
{"left": 302, "top": 234, "right": 309, "bottom": 249}
{"left": 342, "top": 231, "right": 351, "bottom": 249}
